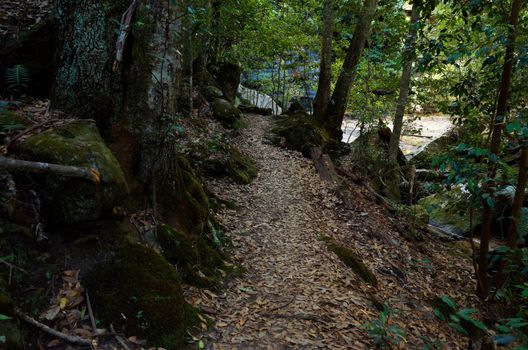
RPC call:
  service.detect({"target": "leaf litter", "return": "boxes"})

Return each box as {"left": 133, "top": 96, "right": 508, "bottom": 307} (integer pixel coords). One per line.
{"left": 187, "top": 113, "right": 480, "bottom": 349}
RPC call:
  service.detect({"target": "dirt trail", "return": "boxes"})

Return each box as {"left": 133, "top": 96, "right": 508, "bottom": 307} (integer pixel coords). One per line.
{"left": 197, "top": 114, "right": 474, "bottom": 349}
{"left": 201, "top": 114, "right": 373, "bottom": 349}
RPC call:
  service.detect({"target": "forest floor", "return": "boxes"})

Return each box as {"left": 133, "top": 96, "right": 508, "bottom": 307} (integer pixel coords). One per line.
{"left": 186, "top": 113, "right": 480, "bottom": 349}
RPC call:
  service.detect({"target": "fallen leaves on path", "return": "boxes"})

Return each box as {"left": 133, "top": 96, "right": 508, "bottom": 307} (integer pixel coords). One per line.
{"left": 187, "top": 114, "right": 478, "bottom": 349}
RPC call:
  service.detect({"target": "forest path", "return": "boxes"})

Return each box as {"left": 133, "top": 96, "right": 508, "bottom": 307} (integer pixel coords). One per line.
{"left": 200, "top": 114, "right": 373, "bottom": 349}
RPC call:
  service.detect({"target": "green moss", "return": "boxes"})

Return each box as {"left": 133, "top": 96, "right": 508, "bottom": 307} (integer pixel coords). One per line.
{"left": 173, "top": 156, "right": 211, "bottom": 235}
{"left": 16, "top": 121, "right": 128, "bottom": 225}
{"left": 85, "top": 243, "right": 193, "bottom": 348}
{"left": 212, "top": 98, "right": 241, "bottom": 128}
{"left": 157, "top": 224, "right": 226, "bottom": 288}
{"left": 204, "top": 85, "right": 224, "bottom": 101}
{"left": 411, "top": 133, "right": 457, "bottom": 169}
{"left": 0, "top": 110, "right": 31, "bottom": 132}
{"left": 367, "top": 293, "right": 385, "bottom": 311}
{"left": 223, "top": 145, "right": 257, "bottom": 184}
{"left": 200, "top": 143, "right": 257, "bottom": 184}
{"left": 324, "top": 237, "right": 378, "bottom": 286}
{"left": 270, "top": 113, "right": 330, "bottom": 157}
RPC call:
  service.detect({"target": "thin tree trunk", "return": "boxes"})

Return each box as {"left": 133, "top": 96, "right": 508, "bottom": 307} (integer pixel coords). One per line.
{"left": 313, "top": 0, "right": 334, "bottom": 122}
{"left": 282, "top": 61, "right": 287, "bottom": 109}
{"left": 478, "top": 0, "right": 522, "bottom": 297}
{"left": 323, "top": 0, "right": 378, "bottom": 142}
{"left": 507, "top": 146, "right": 528, "bottom": 248}
{"left": 388, "top": 6, "right": 419, "bottom": 164}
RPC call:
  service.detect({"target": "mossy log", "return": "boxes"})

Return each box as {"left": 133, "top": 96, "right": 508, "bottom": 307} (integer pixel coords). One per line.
{"left": 324, "top": 237, "right": 378, "bottom": 286}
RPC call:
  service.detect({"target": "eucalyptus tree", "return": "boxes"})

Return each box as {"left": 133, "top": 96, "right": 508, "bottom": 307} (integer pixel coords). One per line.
{"left": 320, "top": 0, "right": 379, "bottom": 143}
{"left": 387, "top": 5, "right": 420, "bottom": 165}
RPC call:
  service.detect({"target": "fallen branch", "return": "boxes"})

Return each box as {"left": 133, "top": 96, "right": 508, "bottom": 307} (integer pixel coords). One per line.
{"left": 0, "top": 258, "right": 28, "bottom": 274}
{"left": 7, "top": 119, "right": 54, "bottom": 150}
{"left": 110, "top": 324, "right": 131, "bottom": 350}
{"left": 0, "top": 156, "right": 101, "bottom": 183}
{"left": 85, "top": 290, "right": 98, "bottom": 336}
{"left": 15, "top": 308, "right": 93, "bottom": 346}
{"left": 261, "top": 312, "right": 328, "bottom": 323}
{"left": 265, "top": 295, "right": 296, "bottom": 313}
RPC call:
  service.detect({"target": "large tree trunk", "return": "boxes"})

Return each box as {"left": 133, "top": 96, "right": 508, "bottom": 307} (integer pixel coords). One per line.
{"left": 313, "top": 0, "right": 334, "bottom": 123}
{"left": 388, "top": 6, "right": 419, "bottom": 164}
{"left": 52, "top": 0, "right": 185, "bottom": 202}
{"left": 478, "top": 0, "right": 522, "bottom": 297}
{"left": 322, "top": 0, "right": 378, "bottom": 143}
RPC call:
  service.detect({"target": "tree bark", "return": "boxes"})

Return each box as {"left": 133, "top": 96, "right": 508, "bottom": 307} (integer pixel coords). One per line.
{"left": 388, "top": 6, "right": 419, "bottom": 164}
{"left": 322, "top": 0, "right": 378, "bottom": 142}
{"left": 313, "top": 0, "right": 334, "bottom": 123}
{"left": 478, "top": 0, "right": 522, "bottom": 297}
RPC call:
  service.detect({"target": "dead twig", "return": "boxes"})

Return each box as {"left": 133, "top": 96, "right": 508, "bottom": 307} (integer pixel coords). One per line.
{"left": 15, "top": 308, "right": 93, "bottom": 346}
{"left": 110, "top": 324, "right": 131, "bottom": 350}
{"left": 265, "top": 295, "right": 296, "bottom": 313}
{"left": 261, "top": 312, "right": 328, "bottom": 324}
{"left": 85, "top": 290, "right": 98, "bottom": 336}
{"left": 0, "top": 258, "right": 28, "bottom": 274}
{"left": 7, "top": 119, "right": 54, "bottom": 150}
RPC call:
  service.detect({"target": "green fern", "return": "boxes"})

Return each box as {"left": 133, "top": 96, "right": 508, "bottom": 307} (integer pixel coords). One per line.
{"left": 5, "top": 65, "right": 30, "bottom": 91}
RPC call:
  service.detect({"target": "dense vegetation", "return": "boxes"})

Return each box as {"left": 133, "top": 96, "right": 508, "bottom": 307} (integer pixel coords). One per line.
{"left": 0, "top": 0, "right": 527, "bottom": 349}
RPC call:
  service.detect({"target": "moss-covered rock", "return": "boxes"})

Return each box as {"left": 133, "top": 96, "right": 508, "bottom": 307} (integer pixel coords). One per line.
{"left": 411, "top": 130, "right": 458, "bottom": 169}
{"left": 238, "top": 104, "right": 272, "bottom": 116}
{"left": 157, "top": 224, "right": 226, "bottom": 287}
{"left": 224, "top": 146, "right": 258, "bottom": 184}
{"left": 324, "top": 237, "right": 378, "bottom": 286}
{"left": 16, "top": 121, "right": 128, "bottom": 226}
{"left": 203, "top": 144, "right": 258, "bottom": 184}
{"left": 204, "top": 85, "right": 224, "bottom": 101}
{"left": 170, "top": 156, "right": 211, "bottom": 235}
{"left": 209, "top": 62, "right": 241, "bottom": 103}
{"left": 85, "top": 243, "right": 194, "bottom": 349}
{"left": 270, "top": 113, "right": 330, "bottom": 157}
{"left": 212, "top": 98, "right": 241, "bottom": 128}
{"left": 417, "top": 187, "right": 476, "bottom": 236}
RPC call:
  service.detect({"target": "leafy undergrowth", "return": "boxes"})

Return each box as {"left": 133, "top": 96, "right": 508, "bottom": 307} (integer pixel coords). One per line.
{"left": 186, "top": 113, "right": 480, "bottom": 349}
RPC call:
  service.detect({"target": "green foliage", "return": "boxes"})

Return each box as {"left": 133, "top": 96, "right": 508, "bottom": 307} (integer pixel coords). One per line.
{"left": 363, "top": 304, "right": 406, "bottom": 349}
{"left": 433, "top": 295, "right": 487, "bottom": 337}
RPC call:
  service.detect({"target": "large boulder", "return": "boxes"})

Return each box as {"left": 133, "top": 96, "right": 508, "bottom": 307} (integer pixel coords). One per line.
{"left": 203, "top": 85, "right": 224, "bottom": 101}
{"left": 237, "top": 104, "right": 272, "bottom": 116}
{"left": 86, "top": 243, "right": 195, "bottom": 349}
{"left": 411, "top": 129, "right": 458, "bottom": 168}
{"left": 212, "top": 98, "right": 241, "bottom": 128}
{"left": 270, "top": 113, "right": 330, "bottom": 157}
{"left": 417, "top": 187, "right": 477, "bottom": 236}
{"left": 202, "top": 144, "right": 258, "bottom": 184}
{"left": 16, "top": 121, "right": 128, "bottom": 226}
{"left": 209, "top": 62, "right": 241, "bottom": 103}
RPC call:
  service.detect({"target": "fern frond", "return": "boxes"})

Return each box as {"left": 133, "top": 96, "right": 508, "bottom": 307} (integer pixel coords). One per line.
{"left": 5, "top": 65, "right": 30, "bottom": 89}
